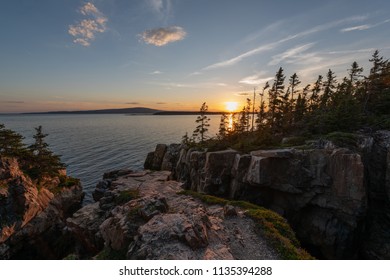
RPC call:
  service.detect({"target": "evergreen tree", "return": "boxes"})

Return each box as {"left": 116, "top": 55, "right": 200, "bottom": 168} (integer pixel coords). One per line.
{"left": 236, "top": 106, "right": 247, "bottom": 134}
{"left": 256, "top": 82, "right": 269, "bottom": 131}
{"left": 268, "top": 67, "right": 285, "bottom": 132}
{"left": 181, "top": 132, "right": 191, "bottom": 145}
{"left": 28, "top": 126, "right": 65, "bottom": 177}
{"left": 321, "top": 69, "right": 337, "bottom": 107}
{"left": 218, "top": 113, "right": 229, "bottom": 139}
{"left": 366, "top": 50, "right": 389, "bottom": 114}
{"left": 0, "top": 124, "right": 28, "bottom": 157}
{"left": 309, "top": 75, "right": 322, "bottom": 111}
{"left": 192, "top": 102, "right": 210, "bottom": 144}
{"left": 348, "top": 61, "right": 363, "bottom": 88}
{"left": 289, "top": 73, "right": 301, "bottom": 102}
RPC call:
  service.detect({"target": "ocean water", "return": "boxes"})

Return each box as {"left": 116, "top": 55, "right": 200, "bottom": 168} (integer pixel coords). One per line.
{"left": 0, "top": 114, "right": 220, "bottom": 203}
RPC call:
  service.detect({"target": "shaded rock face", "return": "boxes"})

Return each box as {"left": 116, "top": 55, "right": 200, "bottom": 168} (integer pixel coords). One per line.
{"left": 145, "top": 133, "right": 390, "bottom": 259}
{"left": 0, "top": 157, "right": 84, "bottom": 259}
{"left": 361, "top": 131, "right": 390, "bottom": 259}
{"left": 69, "top": 170, "right": 280, "bottom": 260}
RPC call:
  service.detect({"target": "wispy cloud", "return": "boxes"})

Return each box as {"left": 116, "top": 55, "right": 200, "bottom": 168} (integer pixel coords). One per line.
{"left": 189, "top": 71, "right": 202, "bottom": 76}
{"left": 235, "top": 92, "right": 250, "bottom": 96}
{"left": 139, "top": 26, "right": 186, "bottom": 46}
{"left": 148, "top": 0, "right": 172, "bottom": 22}
{"left": 156, "top": 102, "right": 167, "bottom": 104}
{"left": 340, "top": 19, "right": 390, "bottom": 32}
{"left": 68, "top": 2, "right": 107, "bottom": 47}
{"left": 125, "top": 102, "right": 140, "bottom": 105}
{"left": 1, "top": 101, "right": 25, "bottom": 104}
{"left": 152, "top": 81, "right": 228, "bottom": 89}
{"left": 269, "top": 43, "right": 319, "bottom": 66}
{"left": 340, "top": 25, "right": 371, "bottom": 32}
{"left": 203, "top": 43, "right": 276, "bottom": 70}
{"left": 150, "top": 70, "right": 163, "bottom": 75}
{"left": 239, "top": 72, "right": 273, "bottom": 85}
{"left": 203, "top": 15, "right": 367, "bottom": 70}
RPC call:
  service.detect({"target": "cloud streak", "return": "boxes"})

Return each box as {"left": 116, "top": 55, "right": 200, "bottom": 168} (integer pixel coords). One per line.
{"left": 269, "top": 43, "right": 320, "bottom": 66}
{"left": 68, "top": 2, "right": 107, "bottom": 47}
{"left": 239, "top": 72, "right": 273, "bottom": 85}
{"left": 1, "top": 101, "right": 25, "bottom": 104}
{"left": 140, "top": 26, "right": 186, "bottom": 46}
{"left": 340, "top": 19, "right": 390, "bottom": 32}
{"left": 203, "top": 15, "right": 367, "bottom": 70}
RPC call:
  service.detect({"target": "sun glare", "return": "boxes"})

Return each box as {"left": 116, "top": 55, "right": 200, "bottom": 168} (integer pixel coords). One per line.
{"left": 225, "top": 101, "right": 238, "bottom": 112}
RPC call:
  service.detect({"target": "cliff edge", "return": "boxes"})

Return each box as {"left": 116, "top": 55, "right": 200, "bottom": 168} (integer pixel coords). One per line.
{"left": 0, "top": 157, "right": 84, "bottom": 259}
{"left": 144, "top": 130, "right": 390, "bottom": 259}
{"left": 67, "top": 170, "right": 310, "bottom": 259}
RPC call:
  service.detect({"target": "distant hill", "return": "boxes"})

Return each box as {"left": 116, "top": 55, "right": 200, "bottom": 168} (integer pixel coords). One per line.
{"left": 24, "top": 107, "right": 163, "bottom": 115}
{"left": 23, "top": 107, "right": 226, "bottom": 115}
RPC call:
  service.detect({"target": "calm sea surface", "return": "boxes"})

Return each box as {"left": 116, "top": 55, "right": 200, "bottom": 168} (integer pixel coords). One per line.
{"left": 0, "top": 114, "right": 220, "bottom": 203}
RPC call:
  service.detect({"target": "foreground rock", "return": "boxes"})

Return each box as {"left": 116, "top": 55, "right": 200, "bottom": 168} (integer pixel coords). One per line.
{"left": 67, "top": 170, "right": 309, "bottom": 259}
{"left": 0, "top": 157, "right": 84, "bottom": 259}
{"left": 146, "top": 131, "right": 390, "bottom": 259}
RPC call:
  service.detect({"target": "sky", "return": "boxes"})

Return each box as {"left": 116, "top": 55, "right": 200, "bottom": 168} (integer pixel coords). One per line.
{"left": 0, "top": 0, "right": 390, "bottom": 113}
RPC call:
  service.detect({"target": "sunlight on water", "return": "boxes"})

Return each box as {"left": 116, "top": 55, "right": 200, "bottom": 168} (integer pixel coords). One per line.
{"left": 228, "top": 113, "right": 234, "bottom": 131}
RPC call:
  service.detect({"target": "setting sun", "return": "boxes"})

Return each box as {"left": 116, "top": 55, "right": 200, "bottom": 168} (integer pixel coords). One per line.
{"left": 225, "top": 101, "right": 238, "bottom": 112}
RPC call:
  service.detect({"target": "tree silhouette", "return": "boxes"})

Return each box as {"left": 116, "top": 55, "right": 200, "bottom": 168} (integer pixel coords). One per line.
{"left": 192, "top": 102, "right": 210, "bottom": 145}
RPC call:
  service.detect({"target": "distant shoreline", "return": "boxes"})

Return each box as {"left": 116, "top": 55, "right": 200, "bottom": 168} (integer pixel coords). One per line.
{"left": 4, "top": 107, "right": 228, "bottom": 115}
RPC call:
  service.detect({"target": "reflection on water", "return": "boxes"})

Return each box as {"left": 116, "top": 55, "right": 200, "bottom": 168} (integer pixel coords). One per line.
{"left": 228, "top": 113, "right": 234, "bottom": 131}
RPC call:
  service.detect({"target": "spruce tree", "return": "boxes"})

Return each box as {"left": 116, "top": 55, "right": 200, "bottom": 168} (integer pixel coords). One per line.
{"left": 218, "top": 113, "right": 229, "bottom": 139}
{"left": 310, "top": 75, "right": 323, "bottom": 112}
{"left": 321, "top": 69, "right": 337, "bottom": 107}
{"left": 366, "top": 50, "right": 389, "bottom": 114}
{"left": 289, "top": 73, "right": 301, "bottom": 102}
{"left": 256, "top": 82, "right": 269, "bottom": 131}
{"left": 0, "top": 124, "right": 28, "bottom": 157}
{"left": 268, "top": 67, "right": 285, "bottom": 132}
{"left": 192, "top": 102, "right": 210, "bottom": 145}
{"left": 28, "top": 126, "right": 65, "bottom": 178}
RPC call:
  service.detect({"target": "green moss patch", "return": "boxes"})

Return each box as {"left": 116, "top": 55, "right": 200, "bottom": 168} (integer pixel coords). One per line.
{"left": 325, "top": 131, "right": 359, "bottom": 148}
{"left": 115, "top": 189, "right": 140, "bottom": 205}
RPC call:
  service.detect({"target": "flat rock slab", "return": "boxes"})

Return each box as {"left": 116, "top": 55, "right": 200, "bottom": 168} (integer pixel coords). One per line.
{"left": 85, "top": 170, "right": 280, "bottom": 260}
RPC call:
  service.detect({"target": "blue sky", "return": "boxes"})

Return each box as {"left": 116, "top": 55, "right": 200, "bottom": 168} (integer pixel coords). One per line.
{"left": 0, "top": 0, "right": 390, "bottom": 113}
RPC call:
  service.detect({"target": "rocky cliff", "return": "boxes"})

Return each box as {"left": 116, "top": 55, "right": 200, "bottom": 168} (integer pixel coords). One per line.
{"left": 0, "top": 157, "right": 84, "bottom": 259}
{"left": 67, "top": 169, "right": 311, "bottom": 260}
{"left": 144, "top": 130, "right": 390, "bottom": 259}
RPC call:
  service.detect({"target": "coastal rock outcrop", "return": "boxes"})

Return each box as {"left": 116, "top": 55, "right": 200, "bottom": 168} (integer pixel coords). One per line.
{"left": 0, "top": 157, "right": 84, "bottom": 259}
{"left": 67, "top": 169, "right": 308, "bottom": 259}
{"left": 145, "top": 131, "right": 390, "bottom": 259}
